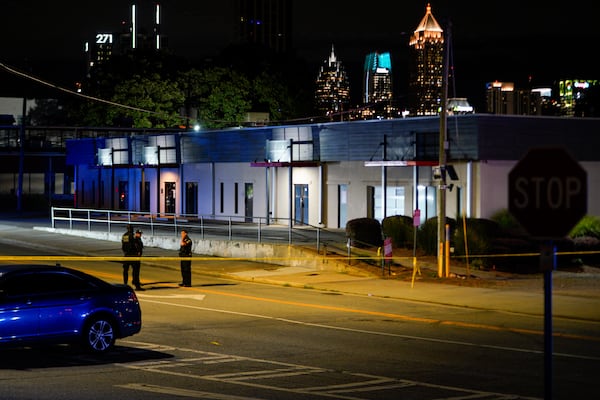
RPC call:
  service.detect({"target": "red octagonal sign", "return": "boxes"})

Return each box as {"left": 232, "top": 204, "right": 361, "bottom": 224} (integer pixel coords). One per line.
{"left": 508, "top": 147, "right": 587, "bottom": 238}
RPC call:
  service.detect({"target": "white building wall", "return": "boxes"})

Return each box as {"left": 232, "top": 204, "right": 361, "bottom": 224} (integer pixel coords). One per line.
{"left": 71, "top": 149, "right": 600, "bottom": 228}
{"left": 212, "top": 163, "right": 266, "bottom": 219}
{"left": 238, "top": 165, "right": 323, "bottom": 226}
{"left": 182, "top": 163, "right": 214, "bottom": 216}
{"left": 292, "top": 166, "right": 321, "bottom": 226}
{"left": 474, "top": 160, "right": 515, "bottom": 219}
{"left": 326, "top": 161, "right": 442, "bottom": 223}
{"left": 0, "top": 97, "right": 36, "bottom": 123}
{"left": 581, "top": 161, "right": 600, "bottom": 218}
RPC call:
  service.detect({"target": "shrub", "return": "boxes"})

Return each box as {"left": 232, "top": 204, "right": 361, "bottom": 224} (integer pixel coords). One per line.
{"left": 454, "top": 217, "right": 539, "bottom": 271}
{"left": 453, "top": 218, "right": 499, "bottom": 258}
{"left": 382, "top": 215, "right": 414, "bottom": 249}
{"left": 417, "top": 217, "right": 456, "bottom": 255}
{"left": 570, "top": 215, "right": 600, "bottom": 239}
{"left": 490, "top": 208, "right": 528, "bottom": 237}
{"left": 572, "top": 236, "right": 600, "bottom": 266}
{"left": 345, "top": 218, "right": 383, "bottom": 248}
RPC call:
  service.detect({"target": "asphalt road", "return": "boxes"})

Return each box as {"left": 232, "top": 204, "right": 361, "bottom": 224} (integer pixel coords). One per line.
{"left": 1, "top": 236, "right": 600, "bottom": 399}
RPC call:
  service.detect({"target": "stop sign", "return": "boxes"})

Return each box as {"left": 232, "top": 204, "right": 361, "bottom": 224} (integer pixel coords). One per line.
{"left": 508, "top": 147, "right": 587, "bottom": 238}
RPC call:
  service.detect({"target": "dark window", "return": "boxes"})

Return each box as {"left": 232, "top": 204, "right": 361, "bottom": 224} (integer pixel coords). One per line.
{"left": 414, "top": 131, "right": 439, "bottom": 161}
{"left": 4, "top": 271, "right": 90, "bottom": 297}
{"left": 220, "top": 182, "right": 224, "bottom": 213}
{"left": 234, "top": 182, "right": 239, "bottom": 214}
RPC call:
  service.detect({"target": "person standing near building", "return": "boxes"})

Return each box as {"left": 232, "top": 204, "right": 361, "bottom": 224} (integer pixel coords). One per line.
{"left": 178, "top": 229, "right": 193, "bottom": 287}
{"left": 121, "top": 225, "right": 144, "bottom": 290}
{"left": 132, "top": 229, "right": 144, "bottom": 290}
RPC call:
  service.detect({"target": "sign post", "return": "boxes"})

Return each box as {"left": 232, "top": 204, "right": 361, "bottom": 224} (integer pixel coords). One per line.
{"left": 508, "top": 147, "right": 587, "bottom": 400}
{"left": 412, "top": 209, "right": 421, "bottom": 287}
{"left": 383, "top": 237, "right": 393, "bottom": 275}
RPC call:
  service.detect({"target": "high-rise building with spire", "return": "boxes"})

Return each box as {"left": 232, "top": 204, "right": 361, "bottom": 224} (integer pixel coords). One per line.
{"left": 314, "top": 45, "right": 351, "bottom": 119}
{"left": 408, "top": 3, "right": 444, "bottom": 116}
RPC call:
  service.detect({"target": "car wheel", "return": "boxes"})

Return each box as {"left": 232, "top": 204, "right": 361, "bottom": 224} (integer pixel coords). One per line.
{"left": 82, "top": 316, "right": 116, "bottom": 353}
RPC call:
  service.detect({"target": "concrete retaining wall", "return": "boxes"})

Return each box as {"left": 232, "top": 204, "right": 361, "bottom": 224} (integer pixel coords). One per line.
{"left": 36, "top": 227, "right": 360, "bottom": 274}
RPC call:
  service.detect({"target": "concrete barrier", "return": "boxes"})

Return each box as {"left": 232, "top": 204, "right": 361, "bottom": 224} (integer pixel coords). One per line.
{"left": 35, "top": 227, "right": 369, "bottom": 276}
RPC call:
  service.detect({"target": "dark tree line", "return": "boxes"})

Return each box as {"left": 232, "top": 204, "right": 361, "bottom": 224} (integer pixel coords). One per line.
{"left": 29, "top": 45, "right": 316, "bottom": 129}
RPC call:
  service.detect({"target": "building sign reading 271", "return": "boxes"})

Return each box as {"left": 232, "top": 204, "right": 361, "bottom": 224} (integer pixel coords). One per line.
{"left": 96, "top": 33, "right": 113, "bottom": 44}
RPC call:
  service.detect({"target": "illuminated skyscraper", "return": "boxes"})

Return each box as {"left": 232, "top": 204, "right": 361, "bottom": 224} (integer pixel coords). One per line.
{"left": 236, "top": 0, "right": 292, "bottom": 53}
{"left": 485, "top": 81, "right": 515, "bottom": 114}
{"left": 85, "top": 1, "right": 166, "bottom": 74}
{"left": 408, "top": 3, "right": 444, "bottom": 116}
{"left": 363, "top": 52, "right": 392, "bottom": 104}
{"left": 84, "top": 32, "right": 115, "bottom": 74}
{"left": 558, "top": 79, "right": 599, "bottom": 117}
{"left": 362, "top": 52, "right": 394, "bottom": 119}
{"left": 315, "top": 45, "right": 351, "bottom": 119}
{"left": 82, "top": 2, "right": 167, "bottom": 93}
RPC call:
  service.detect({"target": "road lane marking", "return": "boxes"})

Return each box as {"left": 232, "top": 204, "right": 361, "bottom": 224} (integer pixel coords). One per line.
{"left": 137, "top": 293, "right": 206, "bottom": 301}
{"left": 72, "top": 264, "right": 600, "bottom": 346}
{"left": 137, "top": 299, "right": 600, "bottom": 361}
{"left": 117, "top": 383, "right": 264, "bottom": 399}
{"left": 118, "top": 341, "right": 542, "bottom": 400}
{"left": 142, "top": 286, "right": 600, "bottom": 344}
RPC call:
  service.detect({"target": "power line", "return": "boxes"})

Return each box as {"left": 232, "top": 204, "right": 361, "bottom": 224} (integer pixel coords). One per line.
{"left": 0, "top": 61, "right": 162, "bottom": 116}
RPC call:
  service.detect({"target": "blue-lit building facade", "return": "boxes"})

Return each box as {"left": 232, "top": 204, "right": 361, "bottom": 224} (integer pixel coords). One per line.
{"left": 66, "top": 114, "right": 600, "bottom": 229}
{"left": 362, "top": 52, "right": 394, "bottom": 119}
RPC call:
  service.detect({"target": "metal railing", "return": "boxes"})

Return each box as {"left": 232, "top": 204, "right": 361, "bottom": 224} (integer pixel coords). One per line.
{"left": 50, "top": 207, "right": 348, "bottom": 254}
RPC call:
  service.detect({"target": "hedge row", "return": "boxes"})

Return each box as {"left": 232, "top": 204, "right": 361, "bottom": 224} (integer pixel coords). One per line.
{"left": 346, "top": 211, "right": 600, "bottom": 271}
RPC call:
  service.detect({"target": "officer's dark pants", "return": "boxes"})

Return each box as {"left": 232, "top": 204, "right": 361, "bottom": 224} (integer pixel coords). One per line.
{"left": 180, "top": 259, "right": 192, "bottom": 286}
{"left": 132, "top": 261, "right": 141, "bottom": 287}
{"left": 123, "top": 259, "right": 141, "bottom": 287}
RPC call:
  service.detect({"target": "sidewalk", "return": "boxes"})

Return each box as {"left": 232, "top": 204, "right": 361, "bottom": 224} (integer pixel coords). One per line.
{"left": 0, "top": 217, "right": 599, "bottom": 322}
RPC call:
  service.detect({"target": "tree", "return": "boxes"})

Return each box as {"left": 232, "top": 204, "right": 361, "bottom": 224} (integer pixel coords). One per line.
{"left": 193, "top": 67, "right": 252, "bottom": 129}
{"left": 177, "top": 69, "right": 205, "bottom": 128}
{"left": 107, "top": 74, "right": 184, "bottom": 128}
{"left": 28, "top": 98, "right": 68, "bottom": 126}
{"left": 62, "top": 47, "right": 312, "bottom": 129}
{"left": 252, "top": 71, "right": 295, "bottom": 123}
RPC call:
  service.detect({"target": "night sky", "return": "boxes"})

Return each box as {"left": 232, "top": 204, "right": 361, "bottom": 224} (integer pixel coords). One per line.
{"left": 2, "top": 1, "right": 598, "bottom": 112}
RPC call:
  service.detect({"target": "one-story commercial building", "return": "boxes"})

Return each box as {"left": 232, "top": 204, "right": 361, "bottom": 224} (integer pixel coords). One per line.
{"left": 66, "top": 114, "right": 600, "bottom": 228}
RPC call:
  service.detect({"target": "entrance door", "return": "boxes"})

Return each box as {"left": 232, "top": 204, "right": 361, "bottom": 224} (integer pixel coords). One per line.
{"left": 294, "top": 184, "right": 308, "bottom": 225}
{"left": 244, "top": 183, "right": 253, "bottom": 222}
{"left": 165, "top": 182, "right": 176, "bottom": 214}
{"left": 185, "top": 182, "right": 198, "bottom": 215}
{"left": 140, "top": 181, "right": 150, "bottom": 212}
{"left": 366, "top": 186, "right": 375, "bottom": 219}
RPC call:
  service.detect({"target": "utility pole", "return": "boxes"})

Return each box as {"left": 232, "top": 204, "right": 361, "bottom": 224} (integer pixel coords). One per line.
{"left": 17, "top": 97, "right": 26, "bottom": 213}
{"left": 437, "top": 21, "right": 451, "bottom": 277}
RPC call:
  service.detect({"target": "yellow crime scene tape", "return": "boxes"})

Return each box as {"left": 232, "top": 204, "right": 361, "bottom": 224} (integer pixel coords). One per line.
{"left": 1, "top": 250, "right": 596, "bottom": 263}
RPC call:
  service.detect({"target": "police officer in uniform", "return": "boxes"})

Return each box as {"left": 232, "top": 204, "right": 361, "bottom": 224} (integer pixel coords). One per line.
{"left": 132, "top": 229, "right": 144, "bottom": 290}
{"left": 121, "top": 225, "right": 144, "bottom": 290}
{"left": 178, "top": 229, "right": 193, "bottom": 287}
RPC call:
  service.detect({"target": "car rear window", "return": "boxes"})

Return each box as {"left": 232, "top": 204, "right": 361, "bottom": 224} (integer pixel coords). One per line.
{"left": 3, "top": 271, "right": 93, "bottom": 296}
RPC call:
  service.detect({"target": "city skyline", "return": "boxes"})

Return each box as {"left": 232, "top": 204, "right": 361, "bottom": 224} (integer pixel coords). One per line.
{"left": 2, "top": 1, "right": 598, "bottom": 113}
